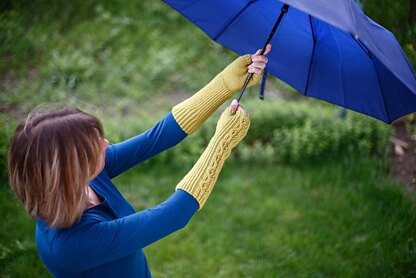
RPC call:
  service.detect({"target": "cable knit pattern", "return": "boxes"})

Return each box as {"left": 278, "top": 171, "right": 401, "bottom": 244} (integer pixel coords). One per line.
{"left": 172, "top": 55, "right": 261, "bottom": 135}
{"left": 176, "top": 107, "right": 250, "bottom": 208}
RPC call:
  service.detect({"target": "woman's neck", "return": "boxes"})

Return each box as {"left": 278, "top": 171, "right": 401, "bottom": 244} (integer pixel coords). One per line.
{"left": 86, "top": 186, "right": 102, "bottom": 208}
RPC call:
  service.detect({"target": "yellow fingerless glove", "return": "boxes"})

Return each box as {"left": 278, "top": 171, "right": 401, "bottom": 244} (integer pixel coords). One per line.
{"left": 175, "top": 106, "right": 250, "bottom": 209}
{"left": 221, "top": 54, "right": 262, "bottom": 92}
{"left": 172, "top": 55, "right": 261, "bottom": 135}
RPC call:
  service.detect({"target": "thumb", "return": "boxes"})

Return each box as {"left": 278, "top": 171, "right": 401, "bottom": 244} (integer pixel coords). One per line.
{"left": 263, "top": 44, "right": 272, "bottom": 55}
{"left": 229, "top": 99, "right": 240, "bottom": 115}
{"left": 230, "top": 99, "right": 240, "bottom": 112}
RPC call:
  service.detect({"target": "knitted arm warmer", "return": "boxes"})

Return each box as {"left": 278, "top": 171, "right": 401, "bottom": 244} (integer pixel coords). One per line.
{"left": 175, "top": 107, "right": 250, "bottom": 208}
{"left": 172, "top": 55, "right": 260, "bottom": 135}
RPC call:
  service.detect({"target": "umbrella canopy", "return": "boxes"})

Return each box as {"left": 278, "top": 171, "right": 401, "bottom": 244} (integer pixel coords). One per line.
{"left": 164, "top": 0, "right": 416, "bottom": 123}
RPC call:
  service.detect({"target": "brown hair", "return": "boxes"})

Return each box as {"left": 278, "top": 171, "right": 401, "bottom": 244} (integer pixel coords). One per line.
{"left": 8, "top": 107, "right": 104, "bottom": 229}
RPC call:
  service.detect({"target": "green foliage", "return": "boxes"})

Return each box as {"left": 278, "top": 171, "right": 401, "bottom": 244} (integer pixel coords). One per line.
{"left": 0, "top": 187, "right": 48, "bottom": 276}
{"left": 240, "top": 100, "right": 391, "bottom": 164}
{"left": 0, "top": 118, "right": 10, "bottom": 183}
{"left": 0, "top": 0, "right": 235, "bottom": 99}
{"left": 129, "top": 99, "right": 392, "bottom": 167}
{"left": 363, "top": 0, "right": 416, "bottom": 67}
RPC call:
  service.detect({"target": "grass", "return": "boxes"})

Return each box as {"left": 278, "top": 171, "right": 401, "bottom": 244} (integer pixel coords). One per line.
{"left": 0, "top": 1, "right": 237, "bottom": 114}
{"left": 0, "top": 187, "right": 48, "bottom": 276}
{"left": 2, "top": 156, "right": 414, "bottom": 277}
{"left": 118, "top": 157, "right": 416, "bottom": 277}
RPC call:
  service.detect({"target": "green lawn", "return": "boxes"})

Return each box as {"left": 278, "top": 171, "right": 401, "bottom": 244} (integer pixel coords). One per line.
{"left": 2, "top": 155, "right": 414, "bottom": 277}
{"left": 125, "top": 158, "right": 416, "bottom": 277}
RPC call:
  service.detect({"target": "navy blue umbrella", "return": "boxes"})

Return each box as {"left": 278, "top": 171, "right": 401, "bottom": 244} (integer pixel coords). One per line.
{"left": 164, "top": 0, "right": 416, "bottom": 123}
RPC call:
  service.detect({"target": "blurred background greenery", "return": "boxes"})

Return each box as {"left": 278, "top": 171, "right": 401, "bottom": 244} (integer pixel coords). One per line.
{"left": 0, "top": 0, "right": 415, "bottom": 277}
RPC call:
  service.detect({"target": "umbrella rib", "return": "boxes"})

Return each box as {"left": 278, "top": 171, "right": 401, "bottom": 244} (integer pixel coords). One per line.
{"left": 351, "top": 35, "right": 371, "bottom": 58}
{"left": 213, "top": 0, "right": 255, "bottom": 41}
{"left": 350, "top": 37, "right": 391, "bottom": 122}
{"left": 304, "top": 15, "right": 316, "bottom": 96}
{"left": 350, "top": 36, "right": 390, "bottom": 121}
{"left": 369, "top": 58, "right": 391, "bottom": 123}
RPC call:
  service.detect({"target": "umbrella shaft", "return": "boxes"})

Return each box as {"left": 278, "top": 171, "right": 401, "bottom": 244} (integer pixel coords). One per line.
{"left": 237, "top": 73, "right": 254, "bottom": 102}
{"left": 237, "top": 3, "right": 289, "bottom": 102}
{"left": 261, "top": 3, "right": 289, "bottom": 55}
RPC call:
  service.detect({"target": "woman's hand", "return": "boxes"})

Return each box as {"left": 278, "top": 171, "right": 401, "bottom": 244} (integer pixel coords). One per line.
{"left": 248, "top": 44, "right": 271, "bottom": 74}
{"left": 221, "top": 44, "right": 272, "bottom": 92}
{"left": 214, "top": 100, "right": 250, "bottom": 149}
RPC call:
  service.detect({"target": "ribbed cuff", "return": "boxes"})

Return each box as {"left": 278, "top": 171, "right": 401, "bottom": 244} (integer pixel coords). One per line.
{"left": 172, "top": 74, "right": 231, "bottom": 135}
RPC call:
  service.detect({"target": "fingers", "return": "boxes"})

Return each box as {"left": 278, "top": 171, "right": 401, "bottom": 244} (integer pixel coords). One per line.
{"left": 251, "top": 55, "right": 268, "bottom": 63}
{"left": 253, "top": 44, "right": 272, "bottom": 56}
{"left": 229, "top": 99, "right": 246, "bottom": 115}
{"left": 248, "top": 62, "right": 265, "bottom": 74}
{"left": 249, "top": 44, "right": 271, "bottom": 74}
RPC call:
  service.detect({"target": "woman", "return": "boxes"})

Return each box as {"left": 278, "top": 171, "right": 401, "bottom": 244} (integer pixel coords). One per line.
{"left": 8, "top": 46, "right": 270, "bottom": 277}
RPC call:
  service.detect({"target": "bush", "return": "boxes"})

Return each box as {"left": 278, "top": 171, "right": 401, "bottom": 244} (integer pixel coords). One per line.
{"left": 128, "top": 99, "right": 392, "bottom": 168}
{"left": 239, "top": 99, "right": 392, "bottom": 164}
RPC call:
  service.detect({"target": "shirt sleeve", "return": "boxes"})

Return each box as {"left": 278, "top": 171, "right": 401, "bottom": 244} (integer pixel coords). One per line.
{"left": 54, "top": 190, "right": 199, "bottom": 272}
{"left": 104, "top": 112, "right": 187, "bottom": 179}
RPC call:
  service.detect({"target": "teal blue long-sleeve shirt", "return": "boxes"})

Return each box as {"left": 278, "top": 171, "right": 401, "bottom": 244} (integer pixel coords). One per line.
{"left": 35, "top": 112, "right": 200, "bottom": 277}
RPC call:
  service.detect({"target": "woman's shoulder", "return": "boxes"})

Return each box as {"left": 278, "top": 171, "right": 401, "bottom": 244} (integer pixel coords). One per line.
{"left": 36, "top": 213, "right": 107, "bottom": 256}
{"left": 36, "top": 210, "right": 108, "bottom": 241}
